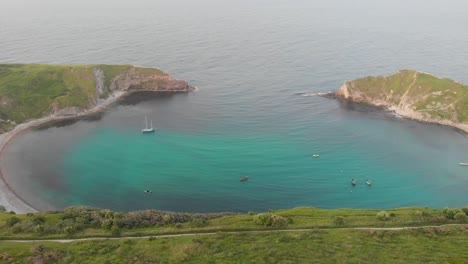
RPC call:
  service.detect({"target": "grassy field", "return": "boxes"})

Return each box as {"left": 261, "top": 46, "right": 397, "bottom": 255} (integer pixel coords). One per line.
{"left": 1, "top": 224, "right": 468, "bottom": 263}
{"left": 0, "top": 206, "right": 467, "bottom": 262}
{"left": 346, "top": 70, "right": 468, "bottom": 123}
{"left": 0, "top": 206, "right": 467, "bottom": 240}
{"left": 0, "top": 64, "right": 166, "bottom": 133}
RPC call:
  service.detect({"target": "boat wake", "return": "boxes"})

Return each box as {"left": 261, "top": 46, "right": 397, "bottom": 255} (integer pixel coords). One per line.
{"left": 295, "top": 92, "right": 328, "bottom": 97}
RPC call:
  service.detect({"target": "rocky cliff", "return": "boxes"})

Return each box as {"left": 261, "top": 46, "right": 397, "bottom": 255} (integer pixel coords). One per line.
{"left": 0, "top": 64, "right": 195, "bottom": 133}
{"left": 332, "top": 70, "right": 468, "bottom": 133}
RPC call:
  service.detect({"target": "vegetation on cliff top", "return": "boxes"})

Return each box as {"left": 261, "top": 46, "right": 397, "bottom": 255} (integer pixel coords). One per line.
{"left": 0, "top": 206, "right": 468, "bottom": 263}
{"left": 1, "top": 227, "right": 468, "bottom": 263}
{"left": 344, "top": 70, "right": 468, "bottom": 123}
{"left": 0, "top": 64, "right": 167, "bottom": 133}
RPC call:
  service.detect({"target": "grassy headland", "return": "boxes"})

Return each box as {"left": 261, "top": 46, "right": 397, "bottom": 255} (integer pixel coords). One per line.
{"left": 0, "top": 64, "right": 190, "bottom": 133}
{"left": 0, "top": 206, "right": 467, "bottom": 263}
{"left": 334, "top": 70, "right": 468, "bottom": 132}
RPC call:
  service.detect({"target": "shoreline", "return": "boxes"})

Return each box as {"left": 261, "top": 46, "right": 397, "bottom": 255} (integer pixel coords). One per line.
{"left": 0, "top": 88, "right": 194, "bottom": 213}
{"left": 319, "top": 87, "right": 468, "bottom": 135}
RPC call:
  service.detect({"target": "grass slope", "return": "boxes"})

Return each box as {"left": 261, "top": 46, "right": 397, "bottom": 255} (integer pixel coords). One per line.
{"left": 1, "top": 227, "right": 468, "bottom": 263}
{"left": 0, "top": 64, "right": 165, "bottom": 133}
{"left": 0, "top": 206, "right": 467, "bottom": 262}
{"left": 1, "top": 206, "right": 467, "bottom": 240}
{"left": 347, "top": 70, "right": 468, "bottom": 123}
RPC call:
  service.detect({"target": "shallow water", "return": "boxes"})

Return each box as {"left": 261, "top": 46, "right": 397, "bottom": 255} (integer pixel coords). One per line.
{"left": 1, "top": 0, "right": 467, "bottom": 212}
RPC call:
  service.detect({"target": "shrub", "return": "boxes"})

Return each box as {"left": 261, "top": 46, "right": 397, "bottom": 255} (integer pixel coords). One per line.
{"left": 64, "top": 226, "right": 75, "bottom": 235}
{"left": 9, "top": 211, "right": 15, "bottom": 214}
{"left": 163, "top": 214, "right": 174, "bottom": 225}
{"left": 111, "top": 225, "right": 121, "bottom": 236}
{"left": 32, "top": 216, "right": 46, "bottom": 225}
{"left": 248, "top": 211, "right": 255, "bottom": 215}
{"left": 461, "top": 207, "right": 468, "bottom": 216}
{"left": 26, "top": 213, "right": 34, "bottom": 217}
{"left": 270, "top": 215, "right": 289, "bottom": 228}
{"left": 12, "top": 225, "right": 22, "bottom": 233}
{"left": 454, "top": 212, "right": 466, "bottom": 222}
{"left": 254, "top": 213, "right": 273, "bottom": 227}
{"left": 253, "top": 213, "right": 288, "bottom": 227}
{"left": 0, "top": 205, "right": 6, "bottom": 212}
{"left": 6, "top": 216, "right": 20, "bottom": 227}
{"left": 189, "top": 218, "right": 208, "bottom": 228}
{"left": 34, "top": 225, "right": 44, "bottom": 234}
{"left": 376, "top": 211, "right": 390, "bottom": 221}
{"left": 443, "top": 208, "right": 463, "bottom": 220}
{"left": 101, "top": 219, "right": 113, "bottom": 230}
{"left": 333, "top": 216, "right": 345, "bottom": 226}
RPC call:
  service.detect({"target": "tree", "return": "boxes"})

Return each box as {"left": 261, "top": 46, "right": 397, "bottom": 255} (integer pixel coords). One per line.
{"left": 0, "top": 205, "right": 6, "bottom": 212}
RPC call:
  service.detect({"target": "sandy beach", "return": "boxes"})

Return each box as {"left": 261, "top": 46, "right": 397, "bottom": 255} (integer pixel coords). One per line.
{"left": 0, "top": 90, "right": 128, "bottom": 213}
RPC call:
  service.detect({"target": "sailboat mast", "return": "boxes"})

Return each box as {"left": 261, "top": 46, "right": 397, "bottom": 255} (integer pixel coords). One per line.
{"left": 150, "top": 120, "right": 153, "bottom": 129}
{"left": 145, "top": 116, "right": 148, "bottom": 129}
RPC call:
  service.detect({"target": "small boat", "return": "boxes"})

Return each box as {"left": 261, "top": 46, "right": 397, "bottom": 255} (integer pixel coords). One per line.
{"left": 351, "top": 179, "right": 357, "bottom": 186}
{"left": 142, "top": 116, "right": 155, "bottom": 133}
{"left": 366, "top": 180, "right": 372, "bottom": 186}
{"left": 144, "top": 190, "right": 152, "bottom": 194}
{"left": 459, "top": 163, "right": 468, "bottom": 166}
{"left": 240, "top": 176, "right": 249, "bottom": 182}
{"left": 312, "top": 154, "right": 320, "bottom": 158}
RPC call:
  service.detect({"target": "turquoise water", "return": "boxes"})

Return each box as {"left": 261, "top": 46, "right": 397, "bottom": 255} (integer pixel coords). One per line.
{"left": 59, "top": 122, "right": 468, "bottom": 213}
{"left": 1, "top": 0, "right": 468, "bottom": 212}
{"left": 4, "top": 92, "right": 467, "bottom": 212}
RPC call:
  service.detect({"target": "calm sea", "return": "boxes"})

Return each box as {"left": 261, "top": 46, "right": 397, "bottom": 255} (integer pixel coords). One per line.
{"left": 1, "top": 0, "right": 467, "bottom": 212}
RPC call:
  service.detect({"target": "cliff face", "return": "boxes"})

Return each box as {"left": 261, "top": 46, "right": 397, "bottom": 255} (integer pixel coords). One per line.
{"left": 110, "top": 67, "right": 192, "bottom": 93}
{"left": 333, "top": 70, "right": 468, "bottom": 132}
{"left": 0, "top": 64, "right": 194, "bottom": 133}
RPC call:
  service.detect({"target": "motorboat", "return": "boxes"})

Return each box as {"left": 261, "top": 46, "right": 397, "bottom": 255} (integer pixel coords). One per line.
{"left": 240, "top": 176, "right": 249, "bottom": 182}
{"left": 351, "top": 179, "right": 357, "bottom": 186}
{"left": 366, "top": 180, "right": 372, "bottom": 186}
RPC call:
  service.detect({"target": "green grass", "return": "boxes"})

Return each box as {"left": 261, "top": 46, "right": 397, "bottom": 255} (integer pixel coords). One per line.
{"left": 1, "top": 227, "right": 467, "bottom": 263}
{"left": 0, "top": 64, "right": 167, "bottom": 133}
{"left": 0, "top": 206, "right": 467, "bottom": 262}
{"left": 0, "top": 206, "right": 465, "bottom": 240}
{"left": 346, "top": 70, "right": 468, "bottom": 123}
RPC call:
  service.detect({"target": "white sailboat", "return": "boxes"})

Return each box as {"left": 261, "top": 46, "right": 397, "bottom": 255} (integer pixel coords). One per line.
{"left": 142, "top": 116, "right": 155, "bottom": 133}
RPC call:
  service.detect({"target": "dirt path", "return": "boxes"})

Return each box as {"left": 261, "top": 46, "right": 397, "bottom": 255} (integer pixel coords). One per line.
{"left": 397, "top": 71, "right": 418, "bottom": 110}
{"left": 2, "top": 224, "right": 465, "bottom": 243}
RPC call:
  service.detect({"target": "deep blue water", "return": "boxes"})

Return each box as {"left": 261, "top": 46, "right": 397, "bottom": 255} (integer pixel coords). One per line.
{"left": 1, "top": 0, "right": 467, "bottom": 212}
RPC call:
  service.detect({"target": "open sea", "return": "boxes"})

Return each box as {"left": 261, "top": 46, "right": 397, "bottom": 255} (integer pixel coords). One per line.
{"left": 1, "top": 0, "right": 467, "bottom": 212}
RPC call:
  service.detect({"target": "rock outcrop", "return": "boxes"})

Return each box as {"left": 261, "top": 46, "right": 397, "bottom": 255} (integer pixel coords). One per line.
{"left": 330, "top": 70, "right": 468, "bottom": 133}
{"left": 0, "top": 64, "right": 195, "bottom": 132}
